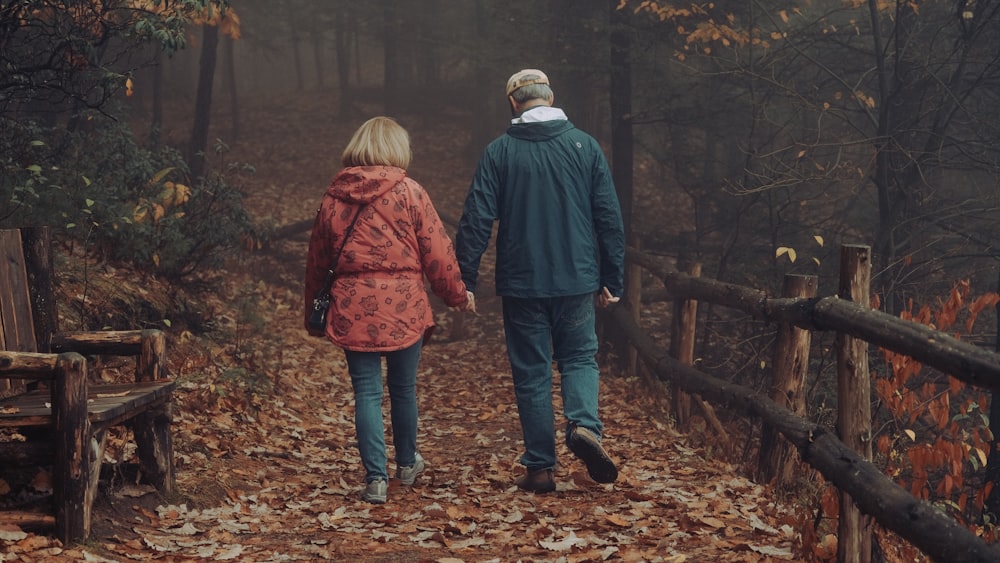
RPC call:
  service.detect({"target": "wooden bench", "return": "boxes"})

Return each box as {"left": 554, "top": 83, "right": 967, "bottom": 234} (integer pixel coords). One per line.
{"left": 0, "top": 227, "right": 175, "bottom": 543}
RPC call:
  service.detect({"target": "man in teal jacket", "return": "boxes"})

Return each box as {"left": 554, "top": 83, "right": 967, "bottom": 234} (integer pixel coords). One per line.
{"left": 456, "top": 69, "right": 626, "bottom": 492}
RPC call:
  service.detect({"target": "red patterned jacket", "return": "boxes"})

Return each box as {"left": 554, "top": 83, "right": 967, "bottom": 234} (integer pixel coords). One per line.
{"left": 304, "top": 166, "right": 467, "bottom": 351}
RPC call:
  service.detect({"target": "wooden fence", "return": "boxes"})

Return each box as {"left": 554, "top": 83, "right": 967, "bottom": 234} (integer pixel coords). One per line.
{"left": 607, "top": 243, "right": 1000, "bottom": 563}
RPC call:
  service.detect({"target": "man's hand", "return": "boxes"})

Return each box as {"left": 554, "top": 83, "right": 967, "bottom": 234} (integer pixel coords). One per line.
{"left": 597, "top": 287, "right": 620, "bottom": 308}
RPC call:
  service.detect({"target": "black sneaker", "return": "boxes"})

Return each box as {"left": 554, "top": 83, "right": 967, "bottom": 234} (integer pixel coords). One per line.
{"left": 568, "top": 426, "right": 618, "bottom": 483}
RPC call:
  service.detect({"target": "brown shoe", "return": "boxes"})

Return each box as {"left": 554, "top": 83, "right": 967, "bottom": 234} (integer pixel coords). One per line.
{"left": 514, "top": 467, "right": 556, "bottom": 493}
{"left": 568, "top": 426, "right": 618, "bottom": 483}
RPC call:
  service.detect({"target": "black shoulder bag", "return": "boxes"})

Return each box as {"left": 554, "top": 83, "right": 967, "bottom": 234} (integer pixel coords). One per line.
{"left": 308, "top": 204, "right": 365, "bottom": 332}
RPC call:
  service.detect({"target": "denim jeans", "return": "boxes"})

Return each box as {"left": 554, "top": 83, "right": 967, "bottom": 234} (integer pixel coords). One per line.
{"left": 502, "top": 293, "right": 603, "bottom": 471}
{"left": 344, "top": 341, "right": 422, "bottom": 482}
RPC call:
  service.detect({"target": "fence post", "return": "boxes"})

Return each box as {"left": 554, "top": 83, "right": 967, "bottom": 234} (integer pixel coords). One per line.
{"left": 757, "top": 273, "right": 817, "bottom": 486}
{"left": 670, "top": 258, "right": 700, "bottom": 430}
{"left": 836, "top": 244, "right": 873, "bottom": 563}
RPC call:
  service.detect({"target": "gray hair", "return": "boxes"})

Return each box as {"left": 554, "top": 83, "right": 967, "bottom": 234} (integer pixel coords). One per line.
{"left": 510, "top": 83, "right": 553, "bottom": 103}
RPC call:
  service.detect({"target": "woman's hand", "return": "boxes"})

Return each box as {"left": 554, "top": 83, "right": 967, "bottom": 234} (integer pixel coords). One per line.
{"left": 454, "top": 290, "right": 477, "bottom": 314}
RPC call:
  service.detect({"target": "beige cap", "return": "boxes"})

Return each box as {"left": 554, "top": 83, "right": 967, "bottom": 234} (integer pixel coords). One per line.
{"left": 505, "top": 69, "right": 549, "bottom": 96}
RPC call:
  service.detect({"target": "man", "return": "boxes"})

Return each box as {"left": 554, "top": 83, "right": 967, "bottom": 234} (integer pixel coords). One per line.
{"left": 456, "top": 69, "right": 626, "bottom": 492}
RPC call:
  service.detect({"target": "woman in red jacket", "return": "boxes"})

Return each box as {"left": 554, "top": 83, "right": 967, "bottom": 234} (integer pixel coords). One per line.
{"left": 305, "top": 116, "right": 474, "bottom": 503}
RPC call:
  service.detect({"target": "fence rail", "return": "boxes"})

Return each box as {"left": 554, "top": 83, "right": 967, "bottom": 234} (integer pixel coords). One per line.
{"left": 609, "top": 244, "right": 1000, "bottom": 563}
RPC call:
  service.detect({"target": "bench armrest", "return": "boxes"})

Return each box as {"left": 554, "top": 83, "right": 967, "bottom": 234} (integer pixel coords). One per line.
{"left": 0, "top": 351, "right": 64, "bottom": 380}
{"left": 50, "top": 329, "right": 168, "bottom": 383}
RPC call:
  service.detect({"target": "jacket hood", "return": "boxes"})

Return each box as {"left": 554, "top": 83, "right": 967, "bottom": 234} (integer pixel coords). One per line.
{"left": 327, "top": 165, "right": 406, "bottom": 204}
{"left": 506, "top": 119, "right": 575, "bottom": 142}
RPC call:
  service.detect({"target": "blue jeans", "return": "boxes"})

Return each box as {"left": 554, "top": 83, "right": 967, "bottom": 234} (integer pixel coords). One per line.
{"left": 344, "top": 342, "right": 422, "bottom": 482}
{"left": 502, "top": 293, "right": 603, "bottom": 471}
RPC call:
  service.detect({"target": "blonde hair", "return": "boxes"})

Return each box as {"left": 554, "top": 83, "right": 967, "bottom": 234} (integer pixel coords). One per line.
{"left": 341, "top": 116, "right": 412, "bottom": 169}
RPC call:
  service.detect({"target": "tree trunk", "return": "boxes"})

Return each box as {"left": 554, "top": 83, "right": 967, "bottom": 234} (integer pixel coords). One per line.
{"left": 983, "top": 269, "right": 1000, "bottom": 519}
{"left": 609, "top": 2, "right": 633, "bottom": 238}
{"left": 312, "top": 30, "right": 324, "bottom": 89}
{"left": 150, "top": 47, "right": 163, "bottom": 149}
{"left": 469, "top": 0, "right": 493, "bottom": 162}
{"left": 289, "top": 11, "right": 303, "bottom": 91}
{"left": 188, "top": 24, "right": 219, "bottom": 181}
{"left": 382, "top": 0, "right": 399, "bottom": 114}
{"left": 224, "top": 36, "right": 239, "bottom": 142}
{"left": 335, "top": 1, "right": 352, "bottom": 119}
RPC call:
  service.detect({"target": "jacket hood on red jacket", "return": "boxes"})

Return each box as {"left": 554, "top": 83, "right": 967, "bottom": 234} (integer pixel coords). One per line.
{"left": 327, "top": 165, "right": 406, "bottom": 205}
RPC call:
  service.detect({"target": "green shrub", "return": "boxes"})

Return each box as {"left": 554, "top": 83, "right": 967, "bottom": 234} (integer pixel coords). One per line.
{"left": 0, "top": 113, "right": 255, "bottom": 281}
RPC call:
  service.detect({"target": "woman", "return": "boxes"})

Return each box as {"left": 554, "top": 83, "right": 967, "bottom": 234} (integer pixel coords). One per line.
{"left": 304, "top": 116, "right": 474, "bottom": 504}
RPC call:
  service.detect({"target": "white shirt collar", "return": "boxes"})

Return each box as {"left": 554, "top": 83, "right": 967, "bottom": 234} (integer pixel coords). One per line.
{"left": 512, "top": 106, "right": 568, "bottom": 124}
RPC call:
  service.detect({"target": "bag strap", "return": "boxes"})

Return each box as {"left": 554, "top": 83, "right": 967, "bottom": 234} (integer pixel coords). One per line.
{"left": 317, "top": 203, "right": 366, "bottom": 295}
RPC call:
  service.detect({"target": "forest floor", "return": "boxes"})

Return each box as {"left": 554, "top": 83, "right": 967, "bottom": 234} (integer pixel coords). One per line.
{"left": 1, "top": 92, "right": 920, "bottom": 562}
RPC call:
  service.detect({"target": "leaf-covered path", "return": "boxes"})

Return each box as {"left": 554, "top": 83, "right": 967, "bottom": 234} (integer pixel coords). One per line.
{"left": 2, "top": 93, "right": 802, "bottom": 561}
{"left": 104, "top": 277, "right": 799, "bottom": 562}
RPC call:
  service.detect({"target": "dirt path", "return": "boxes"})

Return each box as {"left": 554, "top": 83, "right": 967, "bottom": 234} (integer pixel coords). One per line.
{"left": 2, "top": 93, "right": 804, "bottom": 562}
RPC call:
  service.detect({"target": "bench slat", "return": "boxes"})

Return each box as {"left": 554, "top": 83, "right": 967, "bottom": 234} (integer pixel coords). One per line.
{"left": 1, "top": 230, "right": 37, "bottom": 399}
{"left": 0, "top": 381, "right": 175, "bottom": 427}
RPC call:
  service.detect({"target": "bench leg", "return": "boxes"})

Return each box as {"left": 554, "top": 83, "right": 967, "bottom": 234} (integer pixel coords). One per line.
{"left": 132, "top": 403, "right": 174, "bottom": 494}
{"left": 52, "top": 353, "right": 89, "bottom": 544}
{"left": 84, "top": 429, "right": 107, "bottom": 527}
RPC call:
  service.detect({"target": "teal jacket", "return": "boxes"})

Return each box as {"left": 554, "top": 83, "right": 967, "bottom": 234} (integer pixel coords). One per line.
{"left": 456, "top": 117, "right": 625, "bottom": 298}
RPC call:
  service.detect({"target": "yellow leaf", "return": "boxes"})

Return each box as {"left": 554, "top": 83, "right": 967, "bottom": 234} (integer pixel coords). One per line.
{"left": 133, "top": 204, "right": 148, "bottom": 223}
{"left": 173, "top": 183, "right": 191, "bottom": 205}
{"left": 777, "top": 247, "right": 797, "bottom": 262}
{"left": 813, "top": 257, "right": 821, "bottom": 266}
{"left": 814, "top": 235, "right": 824, "bottom": 246}
{"left": 779, "top": 10, "right": 789, "bottom": 22}
{"left": 152, "top": 203, "right": 166, "bottom": 223}
{"left": 148, "top": 167, "right": 176, "bottom": 188}
{"left": 904, "top": 429, "right": 916, "bottom": 441}
{"left": 976, "top": 447, "right": 987, "bottom": 467}
{"left": 125, "top": 77, "right": 134, "bottom": 97}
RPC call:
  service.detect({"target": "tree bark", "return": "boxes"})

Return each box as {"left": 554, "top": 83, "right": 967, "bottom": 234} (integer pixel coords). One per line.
{"left": 983, "top": 269, "right": 1000, "bottom": 519}
{"left": 382, "top": 0, "right": 399, "bottom": 114}
{"left": 223, "top": 35, "right": 239, "bottom": 142}
{"left": 150, "top": 46, "right": 163, "bottom": 148}
{"left": 609, "top": 2, "right": 633, "bottom": 238}
{"left": 188, "top": 24, "right": 220, "bottom": 181}
{"left": 335, "top": 1, "right": 351, "bottom": 119}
